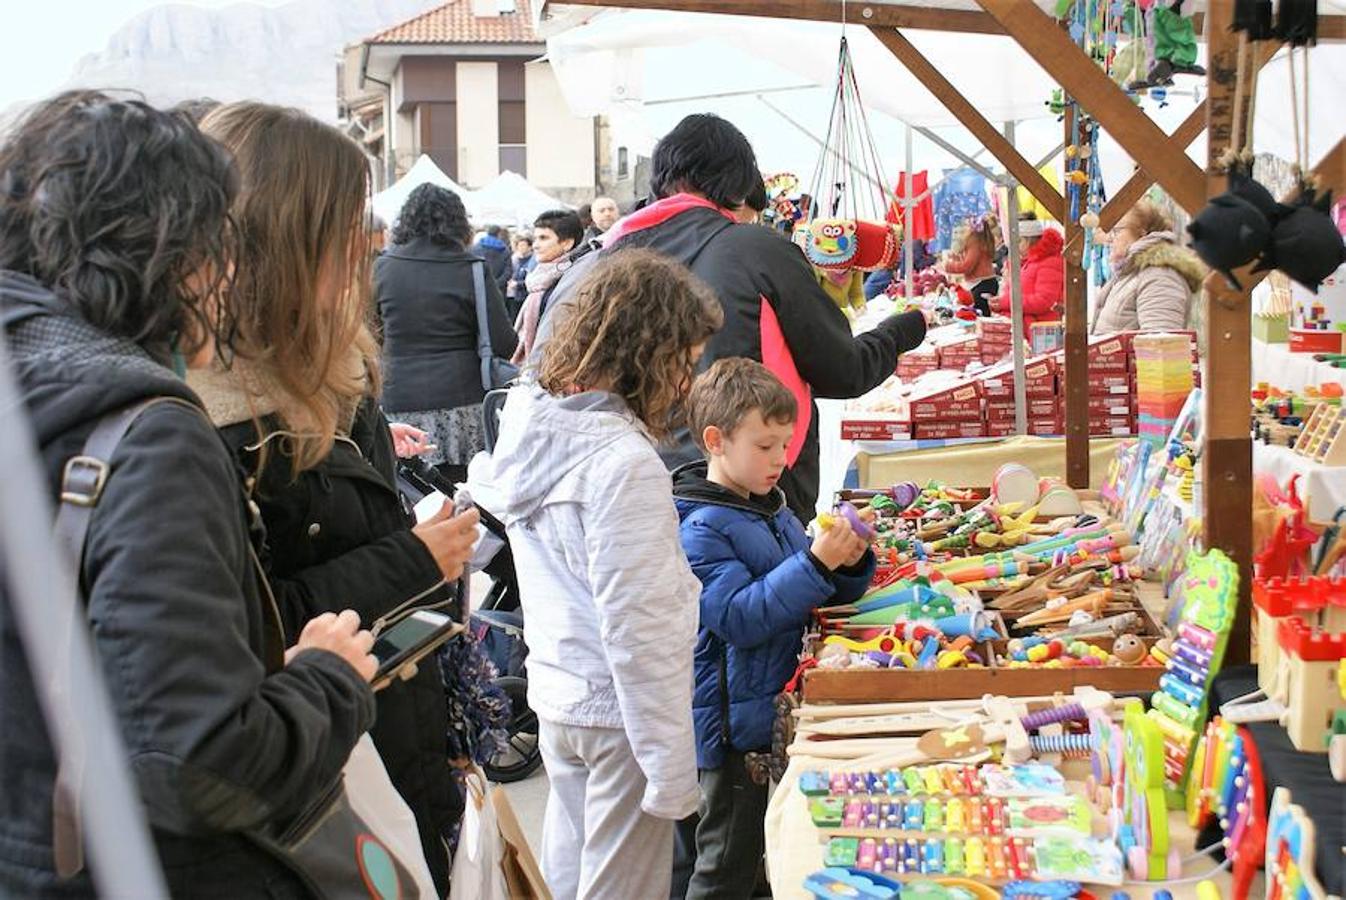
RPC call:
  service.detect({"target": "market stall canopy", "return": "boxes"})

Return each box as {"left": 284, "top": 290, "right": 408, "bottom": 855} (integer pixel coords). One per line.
{"left": 469, "top": 171, "right": 573, "bottom": 229}
{"left": 537, "top": 2, "right": 1346, "bottom": 200}
{"left": 371, "top": 154, "right": 477, "bottom": 226}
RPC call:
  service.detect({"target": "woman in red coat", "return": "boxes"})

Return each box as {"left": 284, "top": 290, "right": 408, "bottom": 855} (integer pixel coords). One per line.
{"left": 990, "top": 218, "right": 1064, "bottom": 329}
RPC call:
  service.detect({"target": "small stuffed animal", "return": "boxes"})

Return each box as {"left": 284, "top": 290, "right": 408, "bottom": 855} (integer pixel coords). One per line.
{"left": 1260, "top": 188, "right": 1346, "bottom": 292}
{"left": 797, "top": 218, "right": 859, "bottom": 269}
{"left": 1187, "top": 191, "right": 1272, "bottom": 288}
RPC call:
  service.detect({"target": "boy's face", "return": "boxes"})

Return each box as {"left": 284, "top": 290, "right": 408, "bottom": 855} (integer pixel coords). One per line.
{"left": 704, "top": 409, "right": 795, "bottom": 498}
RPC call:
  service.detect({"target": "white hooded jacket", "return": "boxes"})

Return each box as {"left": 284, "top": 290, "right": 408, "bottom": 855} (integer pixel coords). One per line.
{"left": 468, "top": 384, "right": 702, "bottom": 820}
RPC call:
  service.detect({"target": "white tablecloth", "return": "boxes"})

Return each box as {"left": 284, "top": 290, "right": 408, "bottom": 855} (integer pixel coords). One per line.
{"left": 1252, "top": 339, "right": 1344, "bottom": 393}
{"left": 1253, "top": 442, "right": 1346, "bottom": 524}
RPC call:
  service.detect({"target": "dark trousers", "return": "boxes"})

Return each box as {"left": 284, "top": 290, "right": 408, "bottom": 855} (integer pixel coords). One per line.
{"left": 671, "top": 749, "right": 770, "bottom": 900}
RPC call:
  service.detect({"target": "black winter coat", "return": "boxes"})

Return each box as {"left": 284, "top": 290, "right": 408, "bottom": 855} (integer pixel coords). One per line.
{"left": 217, "top": 398, "right": 461, "bottom": 895}
{"left": 0, "top": 272, "right": 374, "bottom": 899}
{"left": 539, "top": 196, "right": 927, "bottom": 521}
{"left": 376, "top": 238, "right": 518, "bottom": 414}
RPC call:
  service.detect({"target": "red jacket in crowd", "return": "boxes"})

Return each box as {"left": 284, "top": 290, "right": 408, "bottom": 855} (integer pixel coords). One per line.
{"left": 991, "top": 227, "right": 1064, "bottom": 328}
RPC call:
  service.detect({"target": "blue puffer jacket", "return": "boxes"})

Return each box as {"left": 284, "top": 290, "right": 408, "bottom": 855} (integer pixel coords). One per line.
{"left": 673, "top": 462, "right": 874, "bottom": 770}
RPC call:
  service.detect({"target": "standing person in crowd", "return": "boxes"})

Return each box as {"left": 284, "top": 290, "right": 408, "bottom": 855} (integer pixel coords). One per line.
{"left": 1092, "top": 199, "right": 1204, "bottom": 335}
{"left": 192, "top": 103, "right": 481, "bottom": 895}
{"left": 376, "top": 183, "right": 518, "bottom": 485}
{"left": 0, "top": 91, "right": 379, "bottom": 898}
{"left": 473, "top": 224, "right": 513, "bottom": 293}
{"left": 577, "top": 203, "right": 593, "bottom": 237}
{"left": 470, "top": 250, "right": 723, "bottom": 900}
{"left": 586, "top": 196, "right": 620, "bottom": 242}
{"left": 989, "top": 217, "right": 1065, "bottom": 330}
{"left": 511, "top": 208, "right": 584, "bottom": 363}
{"left": 672, "top": 359, "right": 875, "bottom": 899}
{"left": 537, "top": 113, "right": 927, "bottom": 522}
{"left": 944, "top": 215, "right": 1000, "bottom": 316}
{"left": 507, "top": 233, "right": 535, "bottom": 318}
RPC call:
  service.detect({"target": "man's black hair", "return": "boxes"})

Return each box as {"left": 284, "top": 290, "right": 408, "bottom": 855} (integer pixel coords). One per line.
{"left": 391, "top": 182, "right": 472, "bottom": 248}
{"left": 533, "top": 209, "right": 585, "bottom": 247}
{"left": 650, "top": 114, "right": 760, "bottom": 209}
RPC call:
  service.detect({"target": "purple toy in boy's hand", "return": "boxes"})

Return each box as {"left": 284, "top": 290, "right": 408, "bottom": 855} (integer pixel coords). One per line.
{"left": 837, "top": 501, "right": 878, "bottom": 541}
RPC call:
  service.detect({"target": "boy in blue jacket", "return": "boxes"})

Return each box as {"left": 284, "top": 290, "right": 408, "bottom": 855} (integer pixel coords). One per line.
{"left": 671, "top": 358, "right": 875, "bottom": 899}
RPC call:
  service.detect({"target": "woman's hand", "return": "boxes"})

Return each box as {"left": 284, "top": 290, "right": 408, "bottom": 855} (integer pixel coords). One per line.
{"left": 388, "top": 423, "right": 435, "bottom": 458}
{"left": 412, "top": 501, "right": 480, "bottom": 581}
{"left": 286, "top": 609, "right": 377, "bottom": 682}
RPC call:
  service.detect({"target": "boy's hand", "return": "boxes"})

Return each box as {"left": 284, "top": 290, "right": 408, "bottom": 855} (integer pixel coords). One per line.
{"left": 812, "top": 517, "right": 869, "bottom": 571}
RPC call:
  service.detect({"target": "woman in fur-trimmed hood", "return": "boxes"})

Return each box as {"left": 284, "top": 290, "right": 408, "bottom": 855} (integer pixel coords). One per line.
{"left": 1092, "top": 199, "right": 1206, "bottom": 335}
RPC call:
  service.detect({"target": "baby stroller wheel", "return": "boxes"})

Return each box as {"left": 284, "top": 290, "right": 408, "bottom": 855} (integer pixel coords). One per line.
{"left": 484, "top": 675, "right": 542, "bottom": 783}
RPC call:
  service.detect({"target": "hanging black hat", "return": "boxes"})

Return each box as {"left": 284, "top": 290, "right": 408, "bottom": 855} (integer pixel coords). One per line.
{"left": 1260, "top": 188, "right": 1346, "bottom": 292}
{"left": 1232, "top": 0, "right": 1275, "bottom": 40}
{"left": 1229, "top": 169, "right": 1286, "bottom": 222}
{"left": 1274, "top": 0, "right": 1318, "bottom": 46}
{"left": 1187, "top": 191, "right": 1272, "bottom": 289}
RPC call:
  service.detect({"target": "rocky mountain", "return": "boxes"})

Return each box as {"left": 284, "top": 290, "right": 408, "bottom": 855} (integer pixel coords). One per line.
{"left": 56, "top": 0, "right": 438, "bottom": 121}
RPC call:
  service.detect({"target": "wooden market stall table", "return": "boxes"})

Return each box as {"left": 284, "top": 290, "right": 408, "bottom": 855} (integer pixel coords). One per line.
{"left": 764, "top": 737, "right": 1247, "bottom": 900}
{"left": 1252, "top": 339, "right": 1345, "bottom": 394}
{"left": 1253, "top": 442, "right": 1346, "bottom": 524}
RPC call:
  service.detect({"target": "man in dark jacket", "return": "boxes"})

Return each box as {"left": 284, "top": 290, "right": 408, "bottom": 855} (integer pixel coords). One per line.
{"left": 472, "top": 225, "right": 514, "bottom": 294}
{"left": 537, "top": 114, "right": 928, "bottom": 522}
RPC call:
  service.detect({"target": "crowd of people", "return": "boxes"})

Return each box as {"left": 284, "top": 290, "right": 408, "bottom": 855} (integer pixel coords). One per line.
{"left": 0, "top": 85, "right": 1207, "bottom": 900}
{"left": 0, "top": 92, "right": 922, "bottom": 900}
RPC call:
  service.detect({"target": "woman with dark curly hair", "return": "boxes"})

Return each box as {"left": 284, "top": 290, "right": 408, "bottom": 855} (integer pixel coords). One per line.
{"left": 470, "top": 249, "right": 722, "bottom": 900}
{"left": 376, "top": 182, "right": 518, "bottom": 483}
{"left": 0, "top": 91, "right": 377, "bottom": 898}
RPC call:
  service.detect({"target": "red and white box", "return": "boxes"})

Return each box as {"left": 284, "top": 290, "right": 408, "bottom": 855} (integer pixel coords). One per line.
{"left": 913, "top": 421, "right": 989, "bottom": 441}
{"left": 985, "top": 420, "right": 1017, "bottom": 438}
{"left": 895, "top": 346, "right": 939, "bottom": 379}
{"left": 979, "top": 356, "right": 1059, "bottom": 400}
{"left": 1089, "top": 416, "right": 1136, "bottom": 437}
{"left": 1027, "top": 418, "right": 1064, "bottom": 437}
{"left": 987, "top": 398, "right": 1058, "bottom": 422}
{"left": 906, "top": 380, "right": 984, "bottom": 422}
{"left": 840, "top": 416, "right": 913, "bottom": 442}
{"left": 1088, "top": 395, "right": 1136, "bottom": 418}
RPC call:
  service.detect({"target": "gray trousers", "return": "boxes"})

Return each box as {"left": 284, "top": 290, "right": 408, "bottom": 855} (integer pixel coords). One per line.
{"left": 539, "top": 720, "right": 675, "bottom": 900}
{"left": 672, "top": 749, "right": 769, "bottom": 900}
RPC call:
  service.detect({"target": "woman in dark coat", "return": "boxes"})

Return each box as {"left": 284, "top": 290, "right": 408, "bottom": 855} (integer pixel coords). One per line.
{"left": 194, "top": 103, "right": 480, "bottom": 896}
{"left": 0, "top": 92, "right": 378, "bottom": 899}
{"left": 380, "top": 185, "right": 519, "bottom": 484}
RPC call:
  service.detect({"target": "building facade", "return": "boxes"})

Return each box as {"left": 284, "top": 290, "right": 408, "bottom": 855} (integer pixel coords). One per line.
{"left": 339, "top": 0, "right": 598, "bottom": 203}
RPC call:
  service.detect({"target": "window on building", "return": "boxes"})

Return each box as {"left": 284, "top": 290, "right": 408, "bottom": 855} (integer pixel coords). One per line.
{"left": 617, "top": 146, "right": 629, "bottom": 180}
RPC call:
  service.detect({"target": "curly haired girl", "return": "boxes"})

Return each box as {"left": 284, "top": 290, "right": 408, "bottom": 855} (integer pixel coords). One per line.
{"left": 945, "top": 213, "right": 1001, "bottom": 316}
{"left": 470, "top": 247, "right": 723, "bottom": 900}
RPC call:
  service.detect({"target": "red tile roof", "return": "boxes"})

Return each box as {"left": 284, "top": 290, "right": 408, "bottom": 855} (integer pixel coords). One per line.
{"left": 367, "top": 0, "right": 539, "bottom": 45}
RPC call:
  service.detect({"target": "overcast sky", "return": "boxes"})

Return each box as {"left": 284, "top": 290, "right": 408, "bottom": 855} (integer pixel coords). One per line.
{"left": 1, "top": 0, "right": 289, "bottom": 111}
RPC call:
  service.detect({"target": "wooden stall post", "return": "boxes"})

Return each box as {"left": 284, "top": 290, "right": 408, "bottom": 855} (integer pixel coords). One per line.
{"left": 1202, "top": 2, "right": 1254, "bottom": 665}
{"left": 1062, "top": 110, "right": 1089, "bottom": 489}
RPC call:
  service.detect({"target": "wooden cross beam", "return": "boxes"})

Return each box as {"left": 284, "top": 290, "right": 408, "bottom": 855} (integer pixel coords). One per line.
{"left": 975, "top": 0, "right": 1208, "bottom": 214}
{"left": 869, "top": 26, "right": 1062, "bottom": 211}
{"left": 547, "top": 0, "right": 1006, "bottom": 33}
{"left": 1099, "top": 41, "right": 1283, "bottom": 232}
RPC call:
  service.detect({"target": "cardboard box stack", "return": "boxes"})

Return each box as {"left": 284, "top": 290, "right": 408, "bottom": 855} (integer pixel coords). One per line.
{"left": 1133, "top": 332, "right": 1199, "bottom": 445}
{"left": 981, "top": 356, "right": 1060, "bottom": 437}
{"left": 976, "top": 317, "right": 1015, "bottom": 364}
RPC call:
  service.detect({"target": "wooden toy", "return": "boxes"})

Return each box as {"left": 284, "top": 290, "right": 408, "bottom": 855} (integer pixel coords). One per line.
{"left": 1118, "top": 701, "right": 1180, "bottom": 880}
{"left": 1148, "top": 549, "right": 1238, "bottom": 806}
{"left": 1277, "top": 616, "right": 1346, "bottom": 753}
{"left": 1252, "top": 576, "right": 1346, "bottom": 701}
{"left": 1294, "top": 404, "right": 1346, "bottom": 465}
{"left": 1264, "top": 788, "right": 1329, "bottom": 900}
{"left": 803, "top": 866, "right": 902, "bottom": 899}
{"left": 1184, "top": 717, "right": 1267, "bottom": 900}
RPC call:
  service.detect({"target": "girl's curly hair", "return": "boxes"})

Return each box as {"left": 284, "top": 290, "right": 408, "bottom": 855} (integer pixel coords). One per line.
{"left": 539, "top": 248, "right": 723, "bottom": 441}
{"left": 0, "top": 90, "right": 238, "bottom": 359}
{"left": 391, "top": 182, "right": 473, "bottom": 249}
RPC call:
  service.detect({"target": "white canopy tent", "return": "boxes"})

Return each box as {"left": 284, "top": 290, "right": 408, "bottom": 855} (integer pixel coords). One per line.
{"left": 541, "top": 7, "right": 1346, "bottom": 201}
{"left": 370, "top": 154, "right": 477, "bottom": 227}
{"left": 469, "top": 171, "right": 573, "bottom": 229}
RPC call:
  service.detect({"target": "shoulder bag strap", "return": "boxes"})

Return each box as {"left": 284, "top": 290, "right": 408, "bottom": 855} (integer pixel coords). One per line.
{"left": 471, "top": 260, "right": 494, "bottom": 393}
{"left": 50, "top": 396, "right": 200, "bottom": 878}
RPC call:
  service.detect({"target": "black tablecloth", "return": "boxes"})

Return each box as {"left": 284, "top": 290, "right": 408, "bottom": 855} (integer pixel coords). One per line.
{"left": 1208, "top": 666, "right": 1346, "bottom": 896}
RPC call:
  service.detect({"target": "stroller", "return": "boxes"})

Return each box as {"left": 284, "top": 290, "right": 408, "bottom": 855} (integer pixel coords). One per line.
{"left": 395, "top": 405, "right": 541, "bottom": 783}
